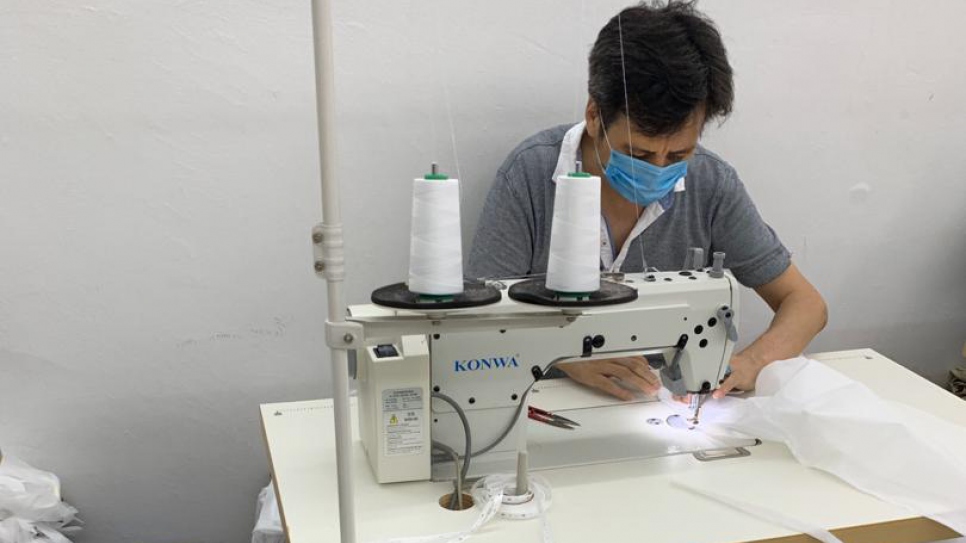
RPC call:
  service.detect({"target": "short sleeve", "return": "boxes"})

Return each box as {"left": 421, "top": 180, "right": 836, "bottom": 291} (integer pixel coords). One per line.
{"left": 466, "top": 171, "right": 535, "bottom": 279}
{"left": 709, "top": 169, "right": 791, "bottom": 288}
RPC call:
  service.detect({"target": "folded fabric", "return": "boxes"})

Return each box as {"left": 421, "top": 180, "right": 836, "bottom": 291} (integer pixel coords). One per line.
{"left": 700, "top": 357, "right": 966, "bottom": 534}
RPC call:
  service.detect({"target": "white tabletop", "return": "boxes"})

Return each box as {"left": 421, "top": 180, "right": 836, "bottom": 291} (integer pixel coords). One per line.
{"left": 260, "top": 349, "right": 965, "bottom": 543}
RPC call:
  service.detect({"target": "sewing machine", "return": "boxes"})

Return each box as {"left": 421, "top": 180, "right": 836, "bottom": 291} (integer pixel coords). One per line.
{"left": 348, "top": 267, "right": 740, "bottom": 484}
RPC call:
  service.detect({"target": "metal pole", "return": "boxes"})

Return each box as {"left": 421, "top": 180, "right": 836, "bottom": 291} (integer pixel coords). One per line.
{"left": 309, "top": 0, "right": 356, "bottom": 541}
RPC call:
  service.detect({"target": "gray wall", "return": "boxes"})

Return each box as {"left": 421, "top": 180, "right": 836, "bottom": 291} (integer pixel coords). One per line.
{"left": 2, "top": 1, "right": 965, "bottom": 542}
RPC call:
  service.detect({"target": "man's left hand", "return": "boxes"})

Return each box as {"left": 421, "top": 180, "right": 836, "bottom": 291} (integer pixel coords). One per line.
{"left": 712, "top": 353, "right": 766, "bottom": 399}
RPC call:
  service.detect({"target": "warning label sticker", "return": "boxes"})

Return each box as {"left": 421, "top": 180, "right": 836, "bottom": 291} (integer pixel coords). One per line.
{"left": 382, "top": 388, "right": 424, "bottom": 456}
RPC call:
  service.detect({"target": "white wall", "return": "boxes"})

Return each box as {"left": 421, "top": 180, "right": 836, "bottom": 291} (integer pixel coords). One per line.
{"left": 2, "top": 1, "right": 964, "bottom": 542}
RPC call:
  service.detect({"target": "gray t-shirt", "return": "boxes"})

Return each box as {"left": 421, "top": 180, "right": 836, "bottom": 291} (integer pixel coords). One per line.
{"left": 467, "top": 124, "right": 790, "bottom": 288}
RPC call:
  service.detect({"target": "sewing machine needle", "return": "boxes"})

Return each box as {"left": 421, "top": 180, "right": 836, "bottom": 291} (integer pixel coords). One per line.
{"left": 689, "top": 393, "right": 707, "bottom": 425}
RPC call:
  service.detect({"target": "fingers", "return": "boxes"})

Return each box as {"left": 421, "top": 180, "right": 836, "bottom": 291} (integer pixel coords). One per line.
{"left": 585, "top": 374, "right": 635, "bottom": 401}
{"left": 713, "top": 374, "right": 736, "bottom": 399}
{"left": 611, "top": 357, "right": 661, "bottom": 389}
{"left": 557, "top": 362, "right": 633, "bottom": 400}
{"left": 557, "top": 359, "right": 661, "bottom": 400}
{"left": 601, "top": 363, "right": 660, "bottom": 395}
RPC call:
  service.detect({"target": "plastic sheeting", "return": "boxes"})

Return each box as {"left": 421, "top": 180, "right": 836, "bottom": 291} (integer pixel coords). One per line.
{"left": 949, "top": 366, "right": 966, "bottom": 398}
{"left": 252, "top": 481, "right": 284, "bottom": 543}
{"left": 0, "top": 454, "right": 80, "bottom": 543}
{"left": 701, "top": 357, "right": 966, "bottom": 535}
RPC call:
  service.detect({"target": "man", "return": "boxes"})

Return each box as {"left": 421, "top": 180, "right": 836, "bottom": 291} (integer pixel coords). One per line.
{"left": 467, "top": 1, "right": 828, "bottom": 401}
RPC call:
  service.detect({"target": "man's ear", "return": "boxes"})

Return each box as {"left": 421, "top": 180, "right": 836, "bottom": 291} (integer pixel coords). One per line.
{"left": 585, "top": 99, "right": 601, "bottom": 136}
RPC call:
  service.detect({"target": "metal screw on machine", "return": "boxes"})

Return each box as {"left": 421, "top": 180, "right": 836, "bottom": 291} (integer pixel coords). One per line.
{"left": 343, "top": 333, "right": 354, "bottom": 344}
{"left": 314, "top": 261, "right": 325, "bottom": 272}
{"left": 709, "top": 252, "right": 726, "bottom": 278}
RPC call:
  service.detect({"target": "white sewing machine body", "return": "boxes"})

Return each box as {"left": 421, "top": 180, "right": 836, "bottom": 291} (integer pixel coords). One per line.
{"left": 349, "top": 270, "right": 740, "bottom": 484}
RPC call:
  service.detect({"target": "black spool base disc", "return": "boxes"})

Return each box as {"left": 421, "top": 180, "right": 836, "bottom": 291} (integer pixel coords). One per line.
{"left": 371, "top": 281, "right": 502, "bottom": 310}
{"left": 507, "top": 278, "right": 638, "bottom": 307}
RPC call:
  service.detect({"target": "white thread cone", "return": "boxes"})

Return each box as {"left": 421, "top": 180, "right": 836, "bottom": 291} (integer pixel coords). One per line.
{"left": 408, "top": 177, "right": 464, "bottom": 295}
{"left": 546, "top": 174, "right": 600, "bottom": 293}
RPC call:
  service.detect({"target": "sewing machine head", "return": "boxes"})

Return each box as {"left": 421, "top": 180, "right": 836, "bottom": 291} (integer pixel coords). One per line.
{"left": 349, "top": 269, "right": 740, "bottom": 484}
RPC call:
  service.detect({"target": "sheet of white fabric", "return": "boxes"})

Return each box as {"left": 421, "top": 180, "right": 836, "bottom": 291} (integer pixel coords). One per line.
{"left": 698, "top": 357, "right": 966, "bottom": 535}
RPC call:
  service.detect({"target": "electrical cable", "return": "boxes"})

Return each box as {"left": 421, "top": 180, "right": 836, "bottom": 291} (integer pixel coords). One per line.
{"left": 470, "top": 358, "right": 567, "bottom": 458}
{"left": 467, "top": 346, "right": 660, "bottom": 459}
{"left": 431, "top": 440, "right": 463, "bottom": 510}
{"left": 431, "top": 391, "right": 471, "bottom": 509}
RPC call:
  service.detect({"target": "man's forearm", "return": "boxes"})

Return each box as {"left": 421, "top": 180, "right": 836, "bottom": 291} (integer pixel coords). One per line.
{"left": 737, "top": 288, "right": 828, "bottom": 368}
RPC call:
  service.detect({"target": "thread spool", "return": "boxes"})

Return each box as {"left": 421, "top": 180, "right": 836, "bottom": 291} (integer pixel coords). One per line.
{"left": 546, "top": 172, "right": 600, "bottom": 293}
{"left": 408, "top": 166, "right": 464, "bottom": 296}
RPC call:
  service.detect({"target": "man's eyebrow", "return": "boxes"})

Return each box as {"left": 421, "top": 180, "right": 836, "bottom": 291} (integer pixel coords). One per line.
{"left": 626, "top": 145, "right": 696, "bottom": 156}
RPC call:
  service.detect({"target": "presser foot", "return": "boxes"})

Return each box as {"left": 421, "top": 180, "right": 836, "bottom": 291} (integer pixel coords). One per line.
{"left": 687, "top": 393, "right": 710, "bottom": 425}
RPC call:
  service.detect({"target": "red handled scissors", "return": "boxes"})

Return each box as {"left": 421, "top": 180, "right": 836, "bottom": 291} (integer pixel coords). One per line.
{"left": 528, "top": 406, "right": 580, "bottom": 430}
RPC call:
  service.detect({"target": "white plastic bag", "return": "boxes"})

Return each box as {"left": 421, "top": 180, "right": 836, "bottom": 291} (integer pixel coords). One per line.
{"left": 0, "top": 453, "right": 80, "bottom": 543}
{"left": 252, "top": 481, "right": 284, "bottom": 543}
{"left": 702, "top": 357, "right": 966, "bottom": 534}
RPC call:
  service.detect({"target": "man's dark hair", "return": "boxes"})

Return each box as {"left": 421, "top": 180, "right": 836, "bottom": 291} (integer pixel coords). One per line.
{"left": 588, "top": 1, "right": 733, "bottom": 136}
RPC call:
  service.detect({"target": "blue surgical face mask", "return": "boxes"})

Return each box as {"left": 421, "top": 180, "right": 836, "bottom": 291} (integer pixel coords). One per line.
{"left": 595, "top": 128, "right": 688, "bottom": 207}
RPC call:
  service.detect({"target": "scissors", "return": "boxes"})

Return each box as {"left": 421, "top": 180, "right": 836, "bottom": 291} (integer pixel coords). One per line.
{"left": 528, "top": 406, "right": 580, "bottom": 430}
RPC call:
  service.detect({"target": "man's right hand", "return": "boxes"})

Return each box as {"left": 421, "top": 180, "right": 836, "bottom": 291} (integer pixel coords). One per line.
{"left": 556, "top": 357, "right": 661, "bottom": 401}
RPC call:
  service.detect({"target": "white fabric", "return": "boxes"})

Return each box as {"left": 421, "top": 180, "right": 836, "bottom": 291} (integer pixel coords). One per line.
{"left": 252, "top": 481, "right": 284, "bottom": 543}
{"left": 701, "top": 357, "right": 966, "bottom": 535}
{"left": 0, "top": 454, "right": 80, "bottom": 543}
{"left": 551, "top": 121, "right": 685, "bottom": 272}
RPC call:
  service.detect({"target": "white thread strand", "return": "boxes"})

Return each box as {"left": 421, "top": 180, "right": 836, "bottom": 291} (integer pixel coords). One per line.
{"left": 546, "top": 174, "right": 600, "bottom": 293}
{"left": 370, "top": 475, "right": 552, "bottom": 543}
{"left": 616, "top": 12, "right": 648, "bottom": 271}
{"left": 430, "top": 3, "right": 462, "bottom": 187}
{"left": 370, "top": 492, "right": 501, "bottom": 543}
{"left": 472, "top": 474, "right": 553, "bottom": 523}
{"left": 408, "top": 178, "right": 464, "bottom": 295}
{"left": 572, "top": 0, "right": 586, "bottom": 123}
